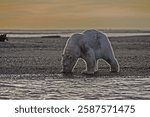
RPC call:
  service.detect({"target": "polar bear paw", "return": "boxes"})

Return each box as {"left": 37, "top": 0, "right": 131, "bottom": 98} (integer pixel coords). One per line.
{"left": 110, "top": 65, "right": 119, "bottom": 73}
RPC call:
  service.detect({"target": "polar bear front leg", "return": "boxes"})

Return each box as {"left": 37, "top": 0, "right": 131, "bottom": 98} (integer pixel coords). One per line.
{"left": 82, "top": 49, "right": 97, "bottom": 75}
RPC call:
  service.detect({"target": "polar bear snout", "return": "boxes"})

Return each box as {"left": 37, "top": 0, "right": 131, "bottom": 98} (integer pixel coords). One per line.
{"left": 62, "top": 63, "right": 72, "bottom": 73}
{"left": 61, "top": 68, "right": 72, "bottom": 73}
{"left": 61, "top": 64, "right": 73, "bottom": 73}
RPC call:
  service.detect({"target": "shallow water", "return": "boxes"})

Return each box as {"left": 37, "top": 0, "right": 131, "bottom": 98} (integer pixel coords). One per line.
{"left": 0, "top": 74, "right": 150, "bottom": 100}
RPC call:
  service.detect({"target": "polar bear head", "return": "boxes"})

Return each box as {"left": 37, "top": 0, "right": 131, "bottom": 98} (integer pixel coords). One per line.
{"left": 61, "top": 53, "right": 77, "bottom": 73}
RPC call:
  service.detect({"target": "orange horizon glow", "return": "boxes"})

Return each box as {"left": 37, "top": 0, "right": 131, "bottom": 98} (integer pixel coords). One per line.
{"left": 0, "top": 0, "right": 150, "bottom": 29}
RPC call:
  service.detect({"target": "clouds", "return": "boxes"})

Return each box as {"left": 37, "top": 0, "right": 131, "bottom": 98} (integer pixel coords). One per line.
{"left": 0, "top": 0, "right": 150, "bottom": 28}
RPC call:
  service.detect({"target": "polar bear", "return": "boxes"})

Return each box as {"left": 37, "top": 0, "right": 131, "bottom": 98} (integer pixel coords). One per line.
{"left": 61, "top": 29, "right": 119, "bottom": 74}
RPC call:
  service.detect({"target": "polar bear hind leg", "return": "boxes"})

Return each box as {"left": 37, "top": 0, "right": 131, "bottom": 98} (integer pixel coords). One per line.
{"left": 100, "top": 37, "right": 120, "bottom": 73}
{"left": 106, "top": 57, "right": 119, "bottom": 72}
{"left": 102, "top": 53, "right": 119, "bottom": 73}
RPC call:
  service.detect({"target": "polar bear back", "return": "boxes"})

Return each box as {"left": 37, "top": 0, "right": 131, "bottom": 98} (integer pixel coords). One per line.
{"left": 83, "top": 29, "right": 106, "bottom": 40}
{"left": 83, "top": 29, "right": 111, "bottom": 50}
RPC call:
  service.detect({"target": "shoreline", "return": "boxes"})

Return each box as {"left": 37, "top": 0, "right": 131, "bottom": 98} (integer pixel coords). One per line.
{"left": 1, "top": 29, "right": 150, "bottom": 34}
{"left": 1, "top": 32, "right": 150, "bottom": 38}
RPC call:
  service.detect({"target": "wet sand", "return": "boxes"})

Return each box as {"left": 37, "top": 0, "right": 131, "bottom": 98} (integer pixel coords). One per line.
{"left": 0, "top": 30, "right": 150, "bottom": 99}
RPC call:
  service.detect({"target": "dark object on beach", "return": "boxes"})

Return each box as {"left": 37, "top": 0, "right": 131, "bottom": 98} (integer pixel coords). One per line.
{"left": 0, "top": 34, "right": 8, "bottom": 42}
{"left": 41, "top": 35, "right": 61, "bottom": 38}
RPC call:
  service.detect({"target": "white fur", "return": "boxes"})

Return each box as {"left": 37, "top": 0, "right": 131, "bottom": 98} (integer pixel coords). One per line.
{"left": 62, "top": 29, "right": 119, "bottom": 74}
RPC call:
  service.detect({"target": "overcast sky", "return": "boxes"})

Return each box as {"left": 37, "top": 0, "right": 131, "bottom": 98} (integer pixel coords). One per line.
{"left": 0, "top": 0, "right": 150, "bottom": 29}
